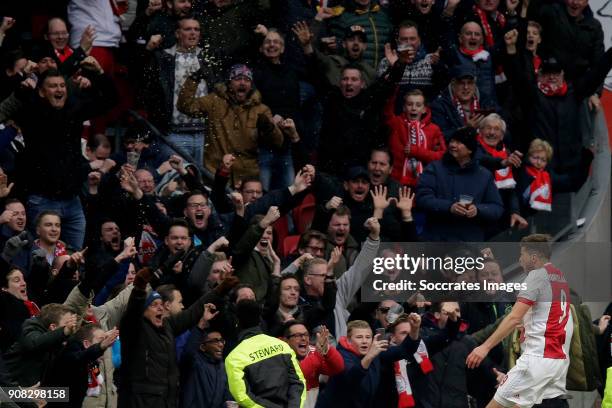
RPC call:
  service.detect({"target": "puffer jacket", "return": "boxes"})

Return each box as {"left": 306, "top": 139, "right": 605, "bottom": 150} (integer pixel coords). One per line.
{"left": 415, "top": 152, "right": 504, "bottom": 242}
{"left": 177, "top": 79, "right": 284, "bottom": 182}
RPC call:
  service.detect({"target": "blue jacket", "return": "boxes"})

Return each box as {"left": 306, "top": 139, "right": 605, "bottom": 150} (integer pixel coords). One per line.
{"left": 180, "top": 328, "right": 231, "bottom": 408}
{"left": 316, "top": 335, "right": 420, "bottom": 408}
{"left": 416, "top": 153, "right": 503, "bottom": 241}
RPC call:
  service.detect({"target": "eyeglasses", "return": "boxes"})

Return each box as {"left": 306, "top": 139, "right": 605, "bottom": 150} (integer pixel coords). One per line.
{"left": 287, "top": 332, "right": 309, "bottom": 339}
{"left": 203, "top": 338, "right": 225, "bottom": 344}
{"left": 307, "top": 273, "right": 327, "bottom": 278}
{"left": 306, "top": 245, "right": 325, "bottom": 253}
{"left": 187, "top": 202, "right": 210, "bottom": 209}
{"left": 243, "top": 190, "right": 262, "bottom": 195}
{"left": 377, "top": 307, "right": 390, "bottom": 314}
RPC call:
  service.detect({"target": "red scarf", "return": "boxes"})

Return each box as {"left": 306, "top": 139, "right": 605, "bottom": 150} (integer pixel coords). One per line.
{"left": 54, "top": 46, "right": 74, "bottom": 63}
{"left": 24, "top": 300, "right": 40, "bottom": 317}
{"left": 453, "top": 96, "right": 480, "bottom": 124}
{"left": 533, "top": 55, "right": 542, "bottom": 75}
{"left": 87, "top": 362, "right": 103, "bottom": 397}
{"left": 401, "top": 117, "right": 427, "bottom": 185}
{"left": 537, "top": 80, "right": 568, "bottom": 97}
{"left": 477, "top": 135, "right": 516, "bottom": 189}
{"left": 459, "top": 46, "right": 490, "bottom": 62}
{"left": 394, "top": 340, "right": 433, "bottom": 408}
{"left": 34, "top": 240, "right": 68, "bottom": 262}
{"left": 109, "top": 0, "right": 128, "bottom": 16}
{"left": 525, "top": 165, "right": 552, "bottom": 211}
{"left": 473, "top": 6, "right": 505, "bottom": 47}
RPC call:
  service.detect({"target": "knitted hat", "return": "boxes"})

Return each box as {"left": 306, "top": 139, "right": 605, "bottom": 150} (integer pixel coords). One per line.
{"left": 228, "top": 64, "right": 253, "bottom": 81}
{"left": 145, "top": 291, "right": 162, "bottom": 308}
{"left": 450, "top": 127, "right": 478, "bottom": 154}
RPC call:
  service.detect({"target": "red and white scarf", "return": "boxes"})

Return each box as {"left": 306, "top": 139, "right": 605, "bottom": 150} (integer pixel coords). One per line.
{"left": 537, "top": 81, "right": 568, "bottom": 97}
{"left": 472, "top": 6, "right": 507, "bottom": 83}
{"left": 525, "top": 165, "right": 552, "bottom": 211}
{"left": 460, "top": 46, "right": 490, "bottom": 62}
{"left": 473, "top": 6, "right": 505, "bottom": 48}
{"left": 401, "top": 118, "right": 427, "bottom": 184}
{"left": 453, "top": 96, "right": 480, "bottom": 124}
{"left": 87, "top": 362, "right": 104, "bottom": 397}
{"left": 477, "top": 135, "right": 516, "bottom": 189}
{"left": 394, "top": 340, "right": 433, "bottom": 408}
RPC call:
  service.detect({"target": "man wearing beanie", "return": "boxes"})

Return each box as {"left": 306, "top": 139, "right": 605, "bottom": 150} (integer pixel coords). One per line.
{"left": 225, "top": 299, "right": 306, "bottom": 407}
{"left": 177, "top": 63, "right": 283, "bottom": 183}
{"left": 119, "top": 268, "right": 236, "bottom": 408}
{"left": 416, "top": 127, "right": 504, "bottom": 241}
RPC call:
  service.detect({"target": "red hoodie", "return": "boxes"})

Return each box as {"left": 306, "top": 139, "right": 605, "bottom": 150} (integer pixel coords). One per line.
{"left": 300, "top": 344, "right": 345, "bottom": 390}
{"left": 385, "top": 94, "right": 446, "bottom": 187}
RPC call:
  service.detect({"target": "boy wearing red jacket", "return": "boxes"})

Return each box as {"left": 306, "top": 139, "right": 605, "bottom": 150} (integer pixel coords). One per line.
{"left": 281, "top": 322, "right": 343, "bottom": 408}
{"left": 386, "top": 89, "right": 446, "bottom": 187}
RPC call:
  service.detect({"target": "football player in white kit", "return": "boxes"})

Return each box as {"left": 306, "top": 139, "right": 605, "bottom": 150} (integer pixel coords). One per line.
{"left": 466, "top": 234, "right": 573, "bottom": 407}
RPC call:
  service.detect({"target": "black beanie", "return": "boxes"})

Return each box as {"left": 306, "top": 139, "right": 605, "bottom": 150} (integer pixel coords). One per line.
{"left": 450, "top": 127, "right": 478, "bottom": 155}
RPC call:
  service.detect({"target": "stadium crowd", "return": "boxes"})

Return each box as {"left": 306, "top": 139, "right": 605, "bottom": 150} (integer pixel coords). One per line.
{"left": 0, "top": 0, "right": 611, "bottom": 406}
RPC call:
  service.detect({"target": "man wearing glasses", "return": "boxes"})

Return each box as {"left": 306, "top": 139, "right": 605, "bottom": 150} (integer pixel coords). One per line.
{"left": 180, "top": 323, "right": 234, "bottom": 407}
{"left": 44, "top": 17, "right": 95, "bottom": 76}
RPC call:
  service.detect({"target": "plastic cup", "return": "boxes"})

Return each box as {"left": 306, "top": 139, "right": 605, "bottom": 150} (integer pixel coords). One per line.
{"left": 459, "top": 194, "right": 474, "bottom": 205}
{"left": 126, "top": 151, "right": 141, "bottom": 167}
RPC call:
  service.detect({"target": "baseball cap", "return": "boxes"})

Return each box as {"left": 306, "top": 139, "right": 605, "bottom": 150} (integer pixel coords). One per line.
{"left": 344, "top": 25, "right": 367, "bottom": 42}
{"left": 540, "top": 57, "right": 563, "bottom": 74}
{"left": 228, "top": 64, "right": 253, "bottom": 81}
{"left": 450, "top": 65, "right": 478, "bottom": 80}
{"left": 345, "top": 166, "right": 370, "bottom": 181}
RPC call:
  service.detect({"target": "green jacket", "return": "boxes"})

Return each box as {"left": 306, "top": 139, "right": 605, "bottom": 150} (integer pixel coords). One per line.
{"left": 225, "top": 327, "right": 306, "bottom": 407}
{"left": 328, "top": 4, "right": 393, "bottom": 69}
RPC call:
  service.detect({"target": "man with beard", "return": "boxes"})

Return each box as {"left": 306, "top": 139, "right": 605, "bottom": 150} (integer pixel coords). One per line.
{"left": 416, "top": 126, "right": 504, "bottom": 241}
{"left": 141, "top": 16, "right": 214, "bottom": 167}
{"left": 178, "top": 63, "right": 284, "bottom": 181}
{"left": 293, "top": 22, "right": 376, "bottom": 86}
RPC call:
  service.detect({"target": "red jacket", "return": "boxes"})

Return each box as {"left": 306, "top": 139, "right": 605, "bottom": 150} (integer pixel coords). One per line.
{"left": 299, "top": 345, "right": 344, "bottom": 390}
{"left": 386, "top": 96, "right": 446, "bottom": 187}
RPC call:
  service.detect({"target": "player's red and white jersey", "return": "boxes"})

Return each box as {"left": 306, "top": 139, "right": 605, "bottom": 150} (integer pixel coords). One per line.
{"left": 517, "top": 263, "right": 573, "bottom": 359}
